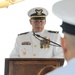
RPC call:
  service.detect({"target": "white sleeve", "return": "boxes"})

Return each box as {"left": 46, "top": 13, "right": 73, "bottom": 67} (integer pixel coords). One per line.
{"left": 53, "top": 47, "right": 64, "bottom": 58}
{"left": 53, "top": 34, "right": 64, "bottom": 58}
{"left": 10, "top": 36, "right": 20, "bottom": 58}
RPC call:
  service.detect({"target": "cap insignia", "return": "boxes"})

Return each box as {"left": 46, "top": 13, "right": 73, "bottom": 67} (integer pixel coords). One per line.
{"left": 35, "top": 9, "right": 43, "bottom": 15}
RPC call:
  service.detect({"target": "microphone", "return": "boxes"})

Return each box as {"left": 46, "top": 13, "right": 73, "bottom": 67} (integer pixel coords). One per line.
{"left": 33, "top": 31, "right": 61, "bottom": 47}
{"left": 33, "top": 31, "right": 35, "bottom": 36}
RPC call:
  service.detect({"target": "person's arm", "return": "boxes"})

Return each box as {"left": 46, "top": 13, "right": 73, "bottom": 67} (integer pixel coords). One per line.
{"left": 53, "top": 34, "right": 64, "bottom": 58}
{"left": 53, "top": 47, "right": 64, "bottom": 58}
{"left": 10, "top": 36, "right": 20, "bottom": 58}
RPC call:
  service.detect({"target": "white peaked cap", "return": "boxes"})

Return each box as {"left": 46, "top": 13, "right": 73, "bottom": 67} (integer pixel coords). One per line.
{"left": 52, "top": 0, "right": 75, "bottom": 35}
{"left": 28, "top": 7, "right": 48, "bottom": 17}
{"left": 52, "top": 0, "right": 75, "bottom": 25}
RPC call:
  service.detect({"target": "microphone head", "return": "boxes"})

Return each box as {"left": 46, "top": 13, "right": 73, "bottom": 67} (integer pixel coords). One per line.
{"left": 33, "top": 31, "right": 40, "bottom": 37}
{"left": 33, "top": 31, "right": 35, "bottom": 36}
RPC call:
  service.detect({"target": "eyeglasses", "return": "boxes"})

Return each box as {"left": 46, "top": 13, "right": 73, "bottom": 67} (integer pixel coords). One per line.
{"left": 32, "top": 19, "right": 45, "bottom": 23}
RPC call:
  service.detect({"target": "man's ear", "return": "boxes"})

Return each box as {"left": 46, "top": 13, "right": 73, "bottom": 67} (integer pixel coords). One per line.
{"left": 60, "top": 37, "right": 67, "bottom": 51}
{"left": 29, "top": 19, "right": 32, "bottom": 25}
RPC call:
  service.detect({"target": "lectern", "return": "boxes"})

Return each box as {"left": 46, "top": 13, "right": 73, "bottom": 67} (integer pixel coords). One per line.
{"left": 5, "top": 58, "right": 64, "bottom": 75}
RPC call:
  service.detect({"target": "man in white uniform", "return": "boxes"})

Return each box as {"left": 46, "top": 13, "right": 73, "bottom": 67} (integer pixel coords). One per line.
{"left": 10, "top": 7, "right": 64, "bottom": 58}
{"left": 46, "top": 0, "right": 75, "bottom": 75}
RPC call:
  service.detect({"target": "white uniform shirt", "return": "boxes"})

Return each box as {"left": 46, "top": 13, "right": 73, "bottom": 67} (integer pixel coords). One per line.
{"left": 46, "top": 58, "right": 75, "bottom": 75}
{"left": 10, "top": 29, "right": 64, "bottom": 58}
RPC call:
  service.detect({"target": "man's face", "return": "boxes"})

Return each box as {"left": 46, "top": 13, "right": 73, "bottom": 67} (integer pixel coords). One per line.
{"left": 30, "top": 19, "right": 46, "bottom": 32}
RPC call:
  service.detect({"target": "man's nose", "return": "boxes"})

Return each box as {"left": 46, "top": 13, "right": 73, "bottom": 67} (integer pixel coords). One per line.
{"left": 36, "top": 20, "right": 42, "bottom": 23}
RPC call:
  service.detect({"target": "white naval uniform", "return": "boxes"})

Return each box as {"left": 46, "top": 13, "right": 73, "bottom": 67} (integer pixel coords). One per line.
{"left": 10, "top": 29, "right": 64, "bottom": 58}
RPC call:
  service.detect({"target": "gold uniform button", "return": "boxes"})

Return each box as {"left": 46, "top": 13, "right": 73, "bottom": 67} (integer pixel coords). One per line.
{"left": 44, "top": 36, "right": 47, "bottom": 38}
{"left": 34, "top": 45, "right": 36, "bottom": 47}
{"left": 22, "top": 51, "right": 26, "bottom": 55}
{"left": 33, "top": 54, "right": 36, "bottom": 56}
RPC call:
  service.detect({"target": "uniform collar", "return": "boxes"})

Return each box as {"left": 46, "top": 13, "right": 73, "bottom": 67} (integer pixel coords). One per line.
{"left": 34, "top": 29, "right": 45, "bottom": 35}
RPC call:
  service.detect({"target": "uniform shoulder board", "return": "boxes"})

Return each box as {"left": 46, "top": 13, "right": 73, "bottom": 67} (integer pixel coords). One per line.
{"left": 48, "top": 30, "right": 59, "bottom": 33}
{"left": 18, "top": 32, "right": 29, "bottom": 36}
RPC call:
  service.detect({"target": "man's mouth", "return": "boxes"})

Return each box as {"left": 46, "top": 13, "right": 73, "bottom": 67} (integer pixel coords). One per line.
{"left": 35, "top": 27, "right": 41, "bottom": 28}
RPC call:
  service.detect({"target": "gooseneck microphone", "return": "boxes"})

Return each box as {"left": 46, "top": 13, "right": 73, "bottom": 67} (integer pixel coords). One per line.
{"left": 33, "top": 31, "right": 61, "bottom": 47}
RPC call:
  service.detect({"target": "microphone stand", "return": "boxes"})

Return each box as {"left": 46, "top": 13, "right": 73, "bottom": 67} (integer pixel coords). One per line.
{"left": 33, "top": 32, "right": 61, "bottom": 47}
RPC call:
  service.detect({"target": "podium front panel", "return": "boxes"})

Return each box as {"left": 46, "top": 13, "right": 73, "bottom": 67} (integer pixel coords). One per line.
{"left": 5, "top": 58, "right": 64, "bottom": 75}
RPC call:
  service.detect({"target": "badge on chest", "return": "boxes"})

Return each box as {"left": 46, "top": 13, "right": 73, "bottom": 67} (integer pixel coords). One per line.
{"left": 40, "top": 39, "right": 50, "bottom": 49}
